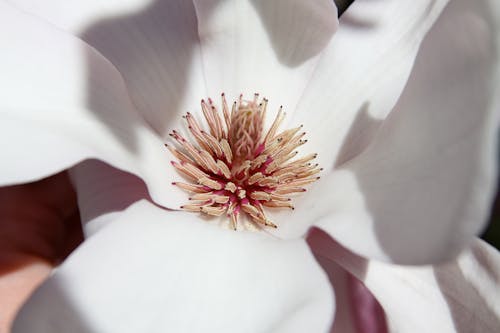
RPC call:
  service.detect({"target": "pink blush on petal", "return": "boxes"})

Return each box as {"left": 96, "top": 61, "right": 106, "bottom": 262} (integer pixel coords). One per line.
{"left": 307, "top": 228, "right": 388, "bottom": 333}
{"left": 348, "top": 274, "right": 388, "bottom": 333}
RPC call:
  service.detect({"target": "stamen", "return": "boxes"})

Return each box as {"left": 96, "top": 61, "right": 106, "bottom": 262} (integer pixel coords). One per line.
{"left": 225, "top": 182, "right": 237, "bottom": 193}
{"left": 219, "top": 139, "right": 233, "bottom": 163}
{"left": 168, "top": 94, "right": 321, "bottom": 230}
{"left": 172, "top": 182, "right": 208, "bottom": 193}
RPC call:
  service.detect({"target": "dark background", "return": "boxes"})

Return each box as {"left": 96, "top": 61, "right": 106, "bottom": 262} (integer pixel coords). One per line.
{"left": 483, "top": 179, "right": 500, "bottom": 249}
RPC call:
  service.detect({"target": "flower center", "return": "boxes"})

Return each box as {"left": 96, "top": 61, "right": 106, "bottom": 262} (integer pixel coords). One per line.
{"left": 168, "top": 93, "right": 321, "bottom": 230}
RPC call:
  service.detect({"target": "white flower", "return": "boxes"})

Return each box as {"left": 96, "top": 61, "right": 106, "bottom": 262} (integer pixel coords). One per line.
{"left": 1, "top": 0, "right": 499, "bottom": 332}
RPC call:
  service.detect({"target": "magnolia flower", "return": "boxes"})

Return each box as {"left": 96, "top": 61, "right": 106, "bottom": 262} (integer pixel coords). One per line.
{"left": 1, "top": 0, "right": 499, "bottom": 332}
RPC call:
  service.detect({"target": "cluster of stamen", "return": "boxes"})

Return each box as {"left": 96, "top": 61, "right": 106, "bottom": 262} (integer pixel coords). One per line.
{"left": 167, "top": 93, "right": 321, "bottom": 230}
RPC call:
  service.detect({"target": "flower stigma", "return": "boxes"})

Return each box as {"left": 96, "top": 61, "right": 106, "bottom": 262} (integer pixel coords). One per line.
{"left": 167, "top": 93, "right": 321, "bottom": 230}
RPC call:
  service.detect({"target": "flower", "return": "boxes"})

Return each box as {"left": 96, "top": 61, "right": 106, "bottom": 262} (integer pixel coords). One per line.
{"left": 1, "top": 0, "right": 499, "bottom": 332}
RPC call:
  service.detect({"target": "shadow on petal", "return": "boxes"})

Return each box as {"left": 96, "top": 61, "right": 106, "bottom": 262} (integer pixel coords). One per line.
{"left": 69, "top": 159, "right": 153, "bottom": 234}
{"left": 82, "top": 0, "right": 201, "bottom": 151}
{"left": 334, "top": 102, "right": 383, "bottom": 168}
{"left": 337, "top": 0, "right": 497, "bottom": 263}
{"left": 249, "top": 0, "right": 338, "bottom": 67}
{"left": 434, "top": 246, "right": 500, "bottom": 332}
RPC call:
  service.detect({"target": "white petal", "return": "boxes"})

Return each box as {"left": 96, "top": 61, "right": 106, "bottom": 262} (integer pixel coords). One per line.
{"left": 7, "top": 0, "right": 155, "bottom": 32}
{"left": 0, "top": 3, "right": 186, "bottom": 208}
{"left": 312, "top": 0, "right": 499, "bottom": 264}
{"left": 8, "top": 0, "right": 206, "bottom": 138}
{"left": 311, "top": 230, "right": 500, "bottom": 333}
{"left": 193, "top": 0, "right": 338, "bottom": 117}
{"left": 263, "top": 0, "right": 452, "bottom": 239}
{"left": 293, "top": 0, "right": 449, "bottom": 170}
{"left": 13, "top": 200, "right": 334, "bottom": 333}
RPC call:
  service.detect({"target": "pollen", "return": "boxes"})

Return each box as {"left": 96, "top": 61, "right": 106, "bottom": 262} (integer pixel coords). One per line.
{"left": 168, "top": 93, "right": 321, "bottom": 230}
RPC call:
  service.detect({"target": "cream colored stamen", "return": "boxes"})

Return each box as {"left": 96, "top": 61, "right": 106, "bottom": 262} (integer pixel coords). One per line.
{"left": 169, "top": 94, "right": 321, "bottom": 230}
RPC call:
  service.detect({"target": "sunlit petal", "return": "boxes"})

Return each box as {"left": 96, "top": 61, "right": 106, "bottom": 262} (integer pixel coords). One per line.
{"left": 265, "top": 0, "right": 453, "bottom": 238}
{"left": 0, "top": 2, "right": 205, "bottom": 209}
{"left": 315, "top": 0, "right": 498, "bottom": 263}
{"left": 193, "top": 0, "right": 338, "bottom": 120}
{"left": 8, "top": 0, "right": 207, "bottom": 137}
{"left": 310, "top": 229, "right": 500, "bottom": 333}
{"left": 13, "top": 200, "right": 334, "bottom": 333}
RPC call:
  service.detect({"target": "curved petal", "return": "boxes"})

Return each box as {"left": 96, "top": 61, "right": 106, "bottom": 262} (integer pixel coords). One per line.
{"left": 7, "top": 0, "right": 206, "bottom": 137}
{"left": 314, "top": 255, "right": 387, "bottom": 333}
{"left": 13, "top": 200, "right": 334, "bottom": 333}
{"left": 68, "top": 160, "right": 151, "bottom": 233}
{"left": 0, "top": 3, "right": 186, "bottom": 208}
{"left": 193, "top": 0, "right": 338, "bottom": 120}
{"left": 312, "top": 0, "right": 500, "bottom": 264}
{"left": 310, "top": 230, "right": 500, "bottom": 333}
{"left": 263, "top": 0, "right": 452, "bottom": 239}
{"left": 293, "top": 0, "right": 449, "bottom": 170}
